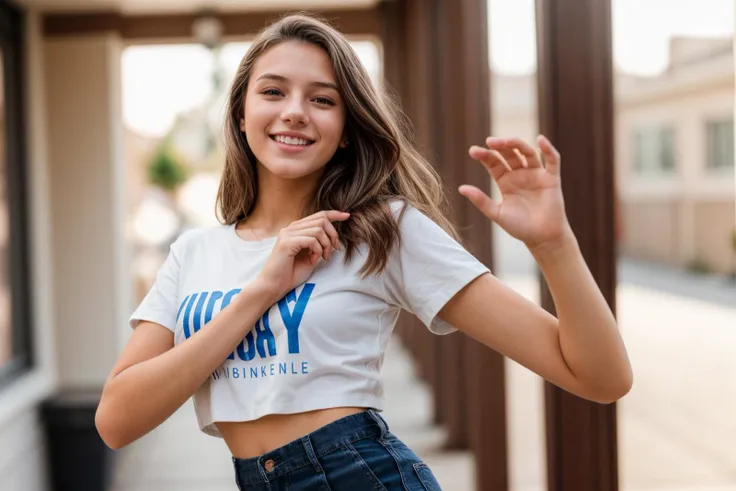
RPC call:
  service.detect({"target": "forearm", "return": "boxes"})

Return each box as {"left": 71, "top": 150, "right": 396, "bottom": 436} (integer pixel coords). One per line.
{"left": 532, "top": 234, "right": 633, "bottom": 402}
{"left": 97, "top": 281, "right": 276, "bottom": 448}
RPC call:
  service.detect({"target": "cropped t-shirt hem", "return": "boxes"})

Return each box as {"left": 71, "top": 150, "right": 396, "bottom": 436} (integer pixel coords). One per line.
{"left": 200, "top": 396, "right": 386, "bottom": 438}
{"left": 129, "top": 312, "right": 175, "bottom": 333}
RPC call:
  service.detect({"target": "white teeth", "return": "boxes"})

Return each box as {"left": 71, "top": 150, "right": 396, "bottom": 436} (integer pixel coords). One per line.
{"left": 273, "top": 135, "right": 311, "bottom": 146}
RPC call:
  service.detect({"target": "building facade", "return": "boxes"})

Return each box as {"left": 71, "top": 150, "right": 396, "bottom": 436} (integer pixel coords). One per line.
{"left": 493, "top": 37, "right": 735, "bottom": 274}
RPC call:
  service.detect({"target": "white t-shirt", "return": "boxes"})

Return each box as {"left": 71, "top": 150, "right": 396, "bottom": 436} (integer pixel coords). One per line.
{"left": 129, "top": 202, "right": 490, "bottom": 437}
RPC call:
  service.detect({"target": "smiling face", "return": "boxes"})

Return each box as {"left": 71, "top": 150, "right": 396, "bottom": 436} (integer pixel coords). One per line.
{"left": 241, "top": 40, "right": 348, "bottom": 182}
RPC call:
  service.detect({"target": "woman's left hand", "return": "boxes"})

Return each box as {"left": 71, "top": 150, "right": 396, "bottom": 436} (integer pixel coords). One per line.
{"left": 459, "top": 135, "right": 574, "bottom": 252}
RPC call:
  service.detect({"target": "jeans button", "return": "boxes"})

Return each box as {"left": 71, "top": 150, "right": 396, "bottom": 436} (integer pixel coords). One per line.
{"left": 264, "top": 459, "right": 275, "bottom": 472}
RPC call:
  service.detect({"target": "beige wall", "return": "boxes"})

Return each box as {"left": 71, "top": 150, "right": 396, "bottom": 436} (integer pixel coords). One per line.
{"left": 620, "top": 200, "right": 680, "bottom": 263}
{"left": 490, "top": 42, "right": 734, "bottom": 274}
{"left": 694, "top": 201, "right": 736, "bottom": 273}
{"left": 616, "top": 83, "right": 734, "bottom": 188}
{"left": 0, "top": 20, "right": 134, "bottom": 489}
{"left": 616, "top": 79, "right": 735, "bottom": 273}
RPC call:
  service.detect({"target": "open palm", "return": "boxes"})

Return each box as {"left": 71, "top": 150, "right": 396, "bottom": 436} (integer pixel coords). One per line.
{"left": 459, "top": 135, "right": 573, "bottom": 250}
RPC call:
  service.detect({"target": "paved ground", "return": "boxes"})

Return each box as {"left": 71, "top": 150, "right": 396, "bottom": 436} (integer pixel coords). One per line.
{"left": 496, "top": 230, "right": 736, "bottom": 491}
{"left": 112, "top": 231, "right": 736, "bottom": 491}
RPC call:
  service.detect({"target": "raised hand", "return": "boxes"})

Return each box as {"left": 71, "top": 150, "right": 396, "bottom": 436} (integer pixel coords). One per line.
{"left": 255, "top": 210, "right": 350, "bottom": 300}
{"left": 459, "top": 135, "right": 573, "bottom": 251}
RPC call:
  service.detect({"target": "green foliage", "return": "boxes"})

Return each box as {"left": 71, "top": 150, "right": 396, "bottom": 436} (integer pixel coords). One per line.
{"left": 147, "top": 143, "right": 188, "bottom": 192}
{"left": 686, "top": 257, "right": 711, "bottom": 275}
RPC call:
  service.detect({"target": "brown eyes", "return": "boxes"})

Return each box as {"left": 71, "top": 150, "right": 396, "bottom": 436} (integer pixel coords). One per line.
{"left": 260, "top": 89, "right": 336, "bottom": 107}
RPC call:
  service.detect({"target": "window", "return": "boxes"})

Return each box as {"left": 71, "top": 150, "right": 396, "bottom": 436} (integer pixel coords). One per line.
{"left": 0, "top": 2, "right": 32, "bottom": 385}
{"left": 633, "top": 126, "right": 676, "bottom": 175}
{"left": 705, "top": 119, "right": 734, "bottom": 172}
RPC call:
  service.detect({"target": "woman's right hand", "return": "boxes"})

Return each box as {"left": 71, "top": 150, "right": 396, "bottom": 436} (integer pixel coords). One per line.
{"left": 254, "top": 210, "right": 351, "bottom": 302}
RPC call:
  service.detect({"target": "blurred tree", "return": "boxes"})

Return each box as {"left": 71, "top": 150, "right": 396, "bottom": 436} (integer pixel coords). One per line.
{"left": 147, "top": 141, "right": 189, "bottom": 192}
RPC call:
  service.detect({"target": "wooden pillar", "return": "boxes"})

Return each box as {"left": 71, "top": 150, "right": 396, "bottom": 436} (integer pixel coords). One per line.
{"left": 434, "top": 0, "right": 508, "bottom": 486}
{"left": 535, "top": 1, "right": 619, "bottom": 490}
{"left": 380, "top": 0, "right": 444, "bottom": 420}
{"left": 382, "top": 1, "right": 509, "bottom": 488}
{"left": 452, "top": 0, "right": 509, "bottom": 486}
{"left": 432, "top": 0, "right": 506, "bottom": 457}
{"left": 432, "top": 0, "right": 472, "bottom": 451}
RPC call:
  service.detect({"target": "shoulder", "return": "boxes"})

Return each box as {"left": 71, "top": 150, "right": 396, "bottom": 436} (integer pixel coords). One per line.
{"left": 380, "top": 200, "right": 461, "bottom": 265}
{"left": 386, "top": 199, "right": 443, "bottom": 234}
{"left": 387, "top": 198, "right": 425, "bottom": 223}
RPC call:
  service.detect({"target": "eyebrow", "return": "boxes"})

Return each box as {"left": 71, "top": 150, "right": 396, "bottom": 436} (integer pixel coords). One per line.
{"left": 255, "top": 73, "right": 340, "bottom": 92}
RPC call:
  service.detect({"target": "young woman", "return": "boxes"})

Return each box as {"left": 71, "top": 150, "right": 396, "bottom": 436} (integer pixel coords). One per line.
{"left": 96, "top": 13, "right": 632, "bottom": 491}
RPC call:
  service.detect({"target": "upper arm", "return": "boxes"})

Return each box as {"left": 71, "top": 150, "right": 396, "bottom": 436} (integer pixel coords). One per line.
{"left": 438, "top": 273, "right": 586, "bottom": 397}
{"left": 113, "top": 233, "right": 186, "bottom": 381}
{"left": 106, "top": 321, "right": 174, "bottom": 383}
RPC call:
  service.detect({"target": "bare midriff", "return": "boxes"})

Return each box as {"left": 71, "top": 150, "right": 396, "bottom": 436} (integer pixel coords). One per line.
{"left": 216, "top": 406, "right": 367, "bottom": 459}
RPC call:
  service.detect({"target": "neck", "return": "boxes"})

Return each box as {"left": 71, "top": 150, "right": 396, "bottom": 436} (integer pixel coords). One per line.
{"left": 244, "top": 168, "right": 322, "bottom": 236}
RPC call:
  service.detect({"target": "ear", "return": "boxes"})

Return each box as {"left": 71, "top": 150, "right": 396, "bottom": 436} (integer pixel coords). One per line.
{"left": 240, "top": 118, "right": 246, "bottom": 132}
{"left": 339, "top": 136, "right": 349, "bottom": 148}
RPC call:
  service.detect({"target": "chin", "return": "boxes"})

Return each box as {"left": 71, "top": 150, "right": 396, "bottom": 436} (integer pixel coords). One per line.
{"left": 261, "top": 159, "right": 327, "bottom": 181}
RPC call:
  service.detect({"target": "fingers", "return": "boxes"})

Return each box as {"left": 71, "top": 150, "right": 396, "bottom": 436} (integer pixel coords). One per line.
{"left": 469, "top": 146, "right": 511, "bottom": 181}
{"left": 485, "top": 137, "right": 524, "bottom": 170}
{"left": 458, "top": 185, "right": 500, "bottom": 222}
{"left": 286, "top": 210, "right": 351, "bottom": 262}
{"left": 289, "top": 236, "right": 324, "bottom": 265}
{"left": 296, "top": 210, "right": 350, "bottom": 225}
{"left": 288, "top": 227, "right": 332, "bottom": 260}
{"left": 293, "top": 217, "right": 341, "bottom": 250}
{"left": 470, "top": 135, "right": 560, "bottom": 180}
{"left": 537, "top": 134, "right": 561, "bottom": 175}
{"left": 486, "top": 136, "right": 544, "bottom": 169}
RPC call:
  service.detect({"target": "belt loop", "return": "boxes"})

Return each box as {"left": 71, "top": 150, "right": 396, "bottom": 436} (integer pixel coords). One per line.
{"left": 367, "top": 409, "right": 389, "bottom": 436}
{"left": 301, "top": 435, "right": 326, "bottom": 474}
{"left": 257, "top": 456, "right": 271, "bottom": 483}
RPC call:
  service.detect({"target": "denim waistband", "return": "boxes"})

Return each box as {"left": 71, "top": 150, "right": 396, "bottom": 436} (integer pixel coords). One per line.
{"left": 232, "top": 409, "right": 389, "bottom": 486}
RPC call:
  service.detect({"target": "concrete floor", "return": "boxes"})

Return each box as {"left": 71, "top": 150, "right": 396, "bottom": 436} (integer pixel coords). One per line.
{"left": 501, "top": 273, "right": 736, "bottom": 491}
{"left": 496, "top": 231, "right": 736, "bottom": 491}
{"left": 112, "top": 233, "right": 736, "bottom": 491}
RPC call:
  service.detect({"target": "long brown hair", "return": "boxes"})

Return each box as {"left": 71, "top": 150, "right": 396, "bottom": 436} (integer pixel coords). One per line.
{"left": 216, "top": 13, "right": 460, "bottom": 276}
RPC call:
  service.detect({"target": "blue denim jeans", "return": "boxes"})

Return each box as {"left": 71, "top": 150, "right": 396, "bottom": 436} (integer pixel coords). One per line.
{"left": 232, "top": 409, "right": 442, "bottom": 490}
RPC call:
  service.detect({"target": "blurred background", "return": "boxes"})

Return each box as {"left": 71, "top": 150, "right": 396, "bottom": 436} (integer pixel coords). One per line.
{"left": 0, "top": 0, "right": 733, "bottom": 490}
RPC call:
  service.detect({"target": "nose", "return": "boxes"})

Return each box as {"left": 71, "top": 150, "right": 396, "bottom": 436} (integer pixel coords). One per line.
{"left": 281, "top": 97, "right": 308, "bottom": 126}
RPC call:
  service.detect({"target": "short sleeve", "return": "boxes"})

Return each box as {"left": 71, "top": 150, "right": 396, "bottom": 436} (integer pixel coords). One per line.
{"left": 129, "top": 236, "right": 184, "bottom": 332}
{"left": 382, "top": 204, "right": 490, "bottom": 335}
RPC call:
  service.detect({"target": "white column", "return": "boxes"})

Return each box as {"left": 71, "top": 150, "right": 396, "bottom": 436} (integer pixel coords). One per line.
{"left": 44, "top": 34, "right": 130, "bottom": 389}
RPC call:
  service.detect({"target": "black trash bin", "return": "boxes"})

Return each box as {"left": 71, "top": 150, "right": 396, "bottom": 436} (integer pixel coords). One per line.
{"left": 41, "top": 389, "right": 115, "bottom": 491}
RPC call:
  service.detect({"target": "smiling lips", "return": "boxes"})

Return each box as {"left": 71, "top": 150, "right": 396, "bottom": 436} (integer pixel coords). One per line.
{"left": 271, "top": 135, "right": 314, "bottom": 147}
{"left": 269, "top": 134, "right": 315, "bottom": 154}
